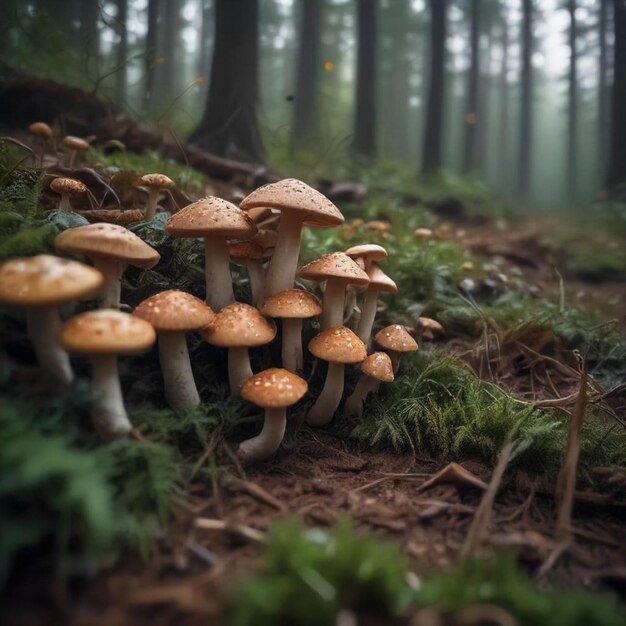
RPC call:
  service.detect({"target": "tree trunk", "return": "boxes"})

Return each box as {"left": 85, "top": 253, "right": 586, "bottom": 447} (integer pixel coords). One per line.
{"left": 421, "top": 0, "right": 447, "bottom": 176}
{"left": 79, "top": 0, "right": 99, "bottom": 59}
{"left": 144, "top": 0, "right": 159, "bottom": 111}
{"left": 567, "top": 0, "right": 578, "bottom": 203}
{"left": 463, "top": 0, "right": 479, "bottom": 172}
{"left": 196, "top": 0, "right": 213, "bottom": 80}
{"left": 518, "top": 0, "right": 533, "bottom": 197}
{"left": 114, "top": 0, "right": 128, "bottom": 103}
{"left": 607, "top": 0, "right": 626, "bottom": 190}
{"left": 498, "top": 19, "right": 509, "bottom": 186}
{"left": 598, "top": 0, "right": 610, "bottom": 184}
{"left": 189, "top": 0, "right": 264, "bottom": 163}
{"left": 158, "top": 0, "right": 180, "bottom": 106}
{"left": 292, "top": 0, "right": 323, "bottom": 145}
{"left": 353, "top": 0, "right": 378, "bottom": 159}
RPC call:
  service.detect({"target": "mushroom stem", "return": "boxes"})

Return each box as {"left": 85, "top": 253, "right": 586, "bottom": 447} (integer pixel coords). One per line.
{"left": 344, "top": 376, "right": 379, "bottom": 417}
{"left": 356, "top": 288, "right": 379, "bottom": 346}
{"left": 306, "top": 361, "right": 345, "bottom": 427}
{"left": 26, "top": 306, "right": 73, "bottom": 387}
{"left": 389, "top": 352, "right": 401, "bottom": 374}
{"left": 264, "top": 211, "right": 302, "bottom": 297}
{"left": 93, "top": 258, "right": 126, "bottom": 309}
{"left": 247, "top": 259, "right": 266, "bottom": 306}
{"left": 158, "top": 330, "right": 199, "bottom": 411}
{"left": 238, "top": 407, "right": 286, "bottom": 463}
{"left": 58, "top": 193, "right": 72, "bottom": 213}
{"left": 67, "top": 149, "right": 77, "bottom": 168}
{"left": 91, "top": 354, "right": 132, "bottom": 439}
{"left": 281, "top": 318, "right": 303, "bottom": 373}
{"left": 204, "top": 235, "right": 235, "bottom": 310}
{"left": 144, "top": 188, "right": 160, "bottom": 220}
{"left": 228, "top": 346, "right": 253, "bottom": 395}
{"left": 321, "top": 280, "right": 346, "bottom": 330}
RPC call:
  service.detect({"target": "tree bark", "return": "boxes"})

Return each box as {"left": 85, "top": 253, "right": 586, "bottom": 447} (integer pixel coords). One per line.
{"left": 498, "top": 19, "right": 509, "bottom": 185}
{"left": 114, "top": 0, "right": 128, "bottom": 103}
{"left": 463, "top": 0, "right": 479, "bottom": 172}
{"left": 598, "top": 0, "right": 610, "bottom": 184}
{"left": 421, "top": 0, "right": 447, "bottom": 176}
{"left": 196, "top": 0, "right": 213, "bottom": 80}
{"left": 79, "top": 0, "right": 100, "bottom": 59}
{"left": 353, "top": 0, "right": 378, "bottom": 159}
{"left": 189, "top": 0, "right": 264, "bottom": 163}
{"left": 158, "top": 0, "right": 181, "bottom": 106}
{"left": 567, "top": 0, "right": 578, "bottom": 202}
{"left": 607, "top": 0, "right": 626, "bottom": 190}
{"left": 518, "top": 0, "right": 533, "bottom": 197}
{"left": 144, "top": 0, "right": 159, "bottom": 111}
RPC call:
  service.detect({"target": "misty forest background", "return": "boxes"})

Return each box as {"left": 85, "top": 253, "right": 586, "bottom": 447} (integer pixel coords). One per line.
{"left": 1, "top": 0, "right": 625, "bottom": 212}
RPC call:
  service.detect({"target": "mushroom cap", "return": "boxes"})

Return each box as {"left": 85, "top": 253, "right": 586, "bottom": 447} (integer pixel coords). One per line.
{"left": 360, "top": 352, "right": 394, "bottom": 382}
{"left": 0, "top": 255, "right": 103, "bottom": 307}
{"left": 345, "top": 243, "right": 388, "bottom": 264}
{"left": 308, "top": 326, "right": 367, "bottom": 364}
{"left": 246, "top": 207, "right": 276, "bottom": 224}
{"left": 416, "top": 317, "right": 444, "bottom": 333}
{"left": 50, "top": 177, "right": 87, "bottom": 196}
{"left": 55, "top": 223, "right": 160, "bottom": 268}
{"left": 200, "top": 303, "right": 276, "bottom": 348}
{"left": 240, "top": 178, "right": 344, "bottom": 228}
{"left": 253, "top": 228, "right": 278, "bottom": 250}
{"left": 260, "top": 289, "right": 322, "bottom": 319}
{"left": 229, "top": 240, "right": 269, "bottom": 261}
{"left": 62, "top": 136, "right": 89, "bottom": 151}
{"left": 241, "top": 368, "right": 308, "bottom": 408}
{"left": 375, "top": 325, "right": 418, "bottom": 353}
{"left": 28, "top": 122, "right": 53, "bottom": 138}
{"left": 140, "top": 173, "right": 174, "bottom": 189}
{"left": 133, "top": 290, "right": 215, "bottom": 331}
{"left": 367, "top": 263, "right": 398, "bottom": 293}
{"left": 414, "top": 227, "right": 433, "bottom": 240}
{"left": 60, "top": 309, "right": 156, "bottom": 356}
{"left": 166, "top": 197, "right": 257, "bottom": 239}
{"left": 298, "top": 251, "right": 370, "bottom": 286}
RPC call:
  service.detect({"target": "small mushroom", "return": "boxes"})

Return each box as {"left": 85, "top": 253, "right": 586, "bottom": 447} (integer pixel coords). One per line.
{"left": 238, "top": 368, "right": 308, "bottom": 464}
{"left": 140, "top": 173, "right": 175, "bottom": 220}
{"left": 60, "top": 310, "right": 155, "bottom": 439}
{"left": 298, "top": 252, "right": 369, "bottom": 330}
{"left": 344, "top": 352, "right": 394, "bottom": 417}
{"left": 50, "top": 177, "right": 87, "bottom": 213}
{"left": 166, "top": 197, "right": 257, "bottom": 310}
{"left": 55, "top": 223, "right": 160, "bottom": 309}
{"left": 200, "top": 303, "right": 276, "bottom": 395}
{"left": 260, "top": 289, "right": 322, "bottom": 372}
{"left": 133, "top": 290, "right": 215, "bottom": 411}
{"left": 229, "top": 240, "right": 271, "bottom": 306}
{"left": 374, "top": 324, "right": 418, "bottom": 374}
{"left": 355, "top": 263, "right": 398, "bottom": 346}
{"left": 0, "top": 255, "right": 103, "bottom": 387}
{"left": 416, "top": 317, "right": 445, "bottom": 341}
{"left": 306, "top": 326, "right": 367, "bottom": 427}
{"left": 61, "top": 136, "right": 89, "bottom": 168}
{"left": 414, "top": 227, "right": 433, "bottom": 240}
{"left": 28, "top": 122, "right": 54, "bottom": 165}
{"left": 345, "top": 243, "right": 388, "bottom": 270}
{"left": 240, "top": 179, "right": 344, "bottom": 297}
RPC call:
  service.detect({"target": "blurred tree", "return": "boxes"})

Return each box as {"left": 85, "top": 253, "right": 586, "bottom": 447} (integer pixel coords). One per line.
{"left": 463, "top": 0, "right": 480, "bottom": 172}
{"left": 598, "top": 0, "right": 610, "bottom": 182}
{"left": 607, "top": 0, "right": 626, "bottom": 189}
{"left": 190, "top": 0, "right": 264, "bottom": 162}
{"left": 196, "top": 0, "right": 213, "bottom": 80}
{"left": 157, "top": 0, "right": 181, "bottom": 107}
{"left": 566, "top": 0, "right": 578, "bottom": 202}
{"left": 497, "top": 17, "right": 510, "bottom": 185}
{"left": 79, "top": 1, "right": 100, "bottom": 59}
{"left": 353, "top": 0, "right": 378, "bottom": 159}
{"left": 518, "top": 0, "right": 533, "bottom": 197}
{"left": 114, "top": 0, "right": 128, "bottom": 103}
{"left": 144, "top": 0, "right": 160, "bottom": 111}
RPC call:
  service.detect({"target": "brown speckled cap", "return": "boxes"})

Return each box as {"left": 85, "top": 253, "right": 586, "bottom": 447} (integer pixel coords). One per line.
{"left": 133, "top": 290, "right": 215, "bottom": 331}
{"left": 246, "top": 207, "right": 276, "bottom": 224}
{"left": 345, "top": 244, "right": 388, "bottom": 265}
{"left": 308, "top": 326, "right": 366, "bottom": 363}
{"left": 240, "top": 178, "right": 344, "bottom": 228}
{"left": 298, "top": 252, "right": 370, "bottom": 286}
{"left": 166, "top": 197, "right": 257, "bottom": 239}
{"left": 140, "top": 173, "right": 174, "bottom": 189}
{"left": 367, "top": 264, "right": 397, "bottom": 293}
{"left": 61, "top": 136, "right": 89, "bottom": 151}
{"left": 260, "top": 289, "right": 321, "bottom": 319}
{"left": 29, "top": 122, "right": 53, "bottom": 138}
{"left": 200, "top": 303, "right": 276, "bottom": 348}
{"left": 360, "top": 352, "right": 394, "bottom": 382}
{"left": 55, "top": 223, "right": 160, "bottom": 268}
{"left": 229, "top": 241, "right": 269, "bottom": 261}
{"left": 60, "top": 309, "right": 156, "bottom": 356}
{"left": 241, "top": 367, "right": 308, "bottom": 408}
{"left": 50, "top": 177, "right": 87, "bottom": 196}
{"left": 0, "top": 255, "right": 103, "bottom": 307}
{"left": 375, "top": 325, "right": 418, "bottom": 353}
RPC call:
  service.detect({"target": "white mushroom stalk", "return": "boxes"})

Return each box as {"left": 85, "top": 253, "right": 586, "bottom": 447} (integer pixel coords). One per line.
{"left": 344, "top": 376, "right": 379, "bottom": 417}
{"left": 204, "top": 235, "right": 235, "bottom": 310}
{"left": 246, "top": 259, "right": 266, "bottom": 307}
{"left": 264, "top": 211, "right": 303, "bottom": 297}
{"left": 58, "top": 192, "right": 73, "bottom": 213}
{"left": 356, "top": 288, "right": 379, "bottom": 344}
{"left": 281, "top": 318, "right": 303, "bottom": 373}
{"left": 158, "top": 331, "right": 200, "bottom": 410}
{"left": 145, "top": 188, "right": 161, "bottom": 220}
{"left": 91, "top": 354, "right": 132, "bottom": 440}
{"left": 93, "top": 258, "right": 127, "bottom": 309}
{"left": 238, "top": 407, "right": 286, "bottom": 463}
{"left": 228, "top": 346, "right": 254, "bottom": 394}
{"left": 306, "top": 361, "right": 346, "bottom": 427}
{"left": 321, "top": 280, "right": 347, "bottom": 330}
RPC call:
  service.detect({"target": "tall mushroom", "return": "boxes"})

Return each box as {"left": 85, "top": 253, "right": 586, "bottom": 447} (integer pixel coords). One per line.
{"left": 133, "top": 290, "right": 215, "bottom": 411}
{"left": 28, "top": 122, "right": 53, "bottom": 165}
{"left": 260, "top": 289, "right": 321, "bottom": 373}
{"left": 140, "top": 173, "right": 174, "bottom": 220}
{"left": 60, "top": 310, "right": 156, "bottom": 439}
{"left": 61, "top": 136, "right": 89, "bottom": 168}
{"left": 166, "top": 197, "right": 256, "bottom": 310}
{"left": 239, "top": 368, "right": 308, "bottom": 464}
{"left": 55, "top": 223, "right": 160, "bottom": 309}
{"left": 0, "top": 255, "right": 103, "bottom": 387}
{"left": 306, "top": 326, "right": 366, "bottom": 427}
{"left": 228, "top": 241, "right": 271, "bottom": 306}
{"left": 374, "top": 325, "right": 418, "bottom": 374}
{"left": 200, "top": 303, "right": 276, "bottom": 395}
{"left": 355, "top": 264, "right": 397, "bottom": 346}
{"left": 240, "top": 178, "right": 344, "bottom": 297}
{"left": 298, "top": 252, "right": 369, "bottom": 330}
{"left": 50, "top": 177, "right": 87, "bottom": 213}
{"left": 344, "top": 352, "right": 394, "bottom": 417}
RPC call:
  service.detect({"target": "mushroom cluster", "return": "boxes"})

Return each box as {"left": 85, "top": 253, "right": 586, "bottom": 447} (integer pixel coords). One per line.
{"left": 1, "top": 171, "right": 418, "bottom": 464}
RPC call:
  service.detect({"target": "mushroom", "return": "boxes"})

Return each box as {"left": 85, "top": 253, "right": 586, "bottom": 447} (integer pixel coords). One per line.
{"left": 28, "top": 122, "right": 53, "bottom": 165}
{"left": 60, "top": 310, "right": 155, "bottom": 439}
{"left": 298, "top": 252, "right": 369, "bottom": 330}
{"left": 228, "top": 240, "right": 271, "bottom": 306}
{"left": 166, "top": 197, "right": 257, "bottom": 310}
{"left": 344, "top": 352, "right": 394, "bottom": 417}
{"left": 61, "top": 136, "right": 89, "bottom": 168}
{"left": 200, "top": 303, "right": 276, "bottom": 395}
{"left": 238, "top": 368, "right": 308, "bottom": 464}
{"left": 306, "top": 326, "right": 367, "bottom": 427}
{"left": 140, "top": 173, "right": 175, "bottom": 220}
{"left": 133, "top": 290, "right": 215, "bottom": 411}
{"left": 355, "top": 263, "right": 398, "bottom": 346}
{"left": 0, "top": 255, "right": 103, "bottom": 387}
{"left": 240, "top": 178, "right": 344, "bottom": 297}
{"left": 416, "top": 317, "right": 445, "bottom": 341}
{"left": 55, "top": 223, "right": 160, "bottom": 309}
{"left": 50, "top": 177, "right": 87, "bottom": 213}
{"left": 374, "top": 324, "right": 418, "bottom": 374}
{"left": 260, "top": 289, "right": 322, "bottom": 373}
{"left": 345, "top": 243, "right": 388, "bottom": 270}
{"left": 414, "top": 227, "right": 433, "bottom": 240}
